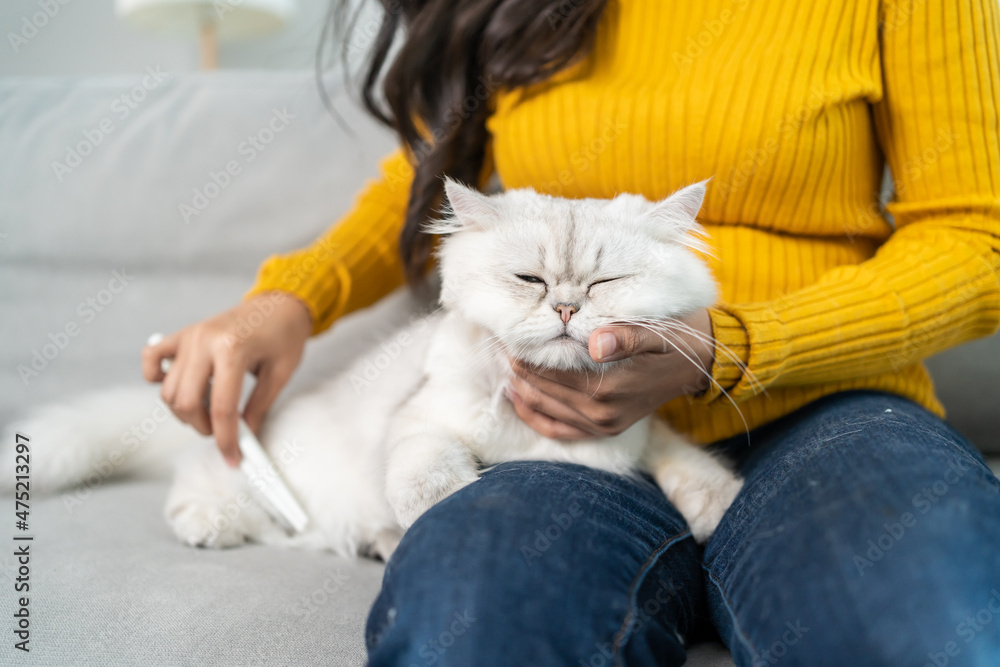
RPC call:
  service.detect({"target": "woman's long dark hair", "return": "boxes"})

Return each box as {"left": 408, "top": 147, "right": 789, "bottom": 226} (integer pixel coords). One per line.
{"left": 323, "top": 0, "right": 609, "bottom": 284}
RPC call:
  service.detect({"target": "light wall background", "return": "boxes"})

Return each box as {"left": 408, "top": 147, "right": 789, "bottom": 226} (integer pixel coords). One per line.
{"left": 1, "top": 0, "right": 335, "bottom": 76}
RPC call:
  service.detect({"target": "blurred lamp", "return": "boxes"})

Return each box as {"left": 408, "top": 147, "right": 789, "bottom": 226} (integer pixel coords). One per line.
{"left": 116, "top": 0, "right": 297, "bottom": 70}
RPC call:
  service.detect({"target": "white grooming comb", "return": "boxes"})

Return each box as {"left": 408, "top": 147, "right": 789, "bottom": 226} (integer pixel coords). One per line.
{"left": 147, "top": 333, "right": 309, "bottom": 534}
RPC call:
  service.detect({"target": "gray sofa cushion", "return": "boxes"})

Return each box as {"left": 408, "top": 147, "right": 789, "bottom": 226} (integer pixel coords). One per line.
{"left": 2, "top": 479, "right": 385, "bottom": 666}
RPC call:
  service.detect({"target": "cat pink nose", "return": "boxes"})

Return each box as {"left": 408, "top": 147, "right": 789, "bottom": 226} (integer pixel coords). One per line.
{"left": 554, "top": 303, "right": 578, "bottom": 323}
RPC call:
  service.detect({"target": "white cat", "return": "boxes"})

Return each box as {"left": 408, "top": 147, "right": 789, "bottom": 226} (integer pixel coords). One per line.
{"left": 2, "top": 180, "right": 743, "bottom": 560}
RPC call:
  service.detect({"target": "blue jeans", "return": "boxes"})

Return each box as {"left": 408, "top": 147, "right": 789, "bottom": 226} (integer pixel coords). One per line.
{"left": 365, "top": 391, "right": 1000, "bottom": 666}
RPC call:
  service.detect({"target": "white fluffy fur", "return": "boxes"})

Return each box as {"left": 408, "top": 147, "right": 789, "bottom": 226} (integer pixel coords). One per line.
{"left": 1, "top": 181, "right": 743, "bottom": 557}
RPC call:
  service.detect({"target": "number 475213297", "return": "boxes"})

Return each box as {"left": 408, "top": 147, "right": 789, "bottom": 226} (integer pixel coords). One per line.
{"left": 14, "top": 433, "right": 29, "bottom": 529}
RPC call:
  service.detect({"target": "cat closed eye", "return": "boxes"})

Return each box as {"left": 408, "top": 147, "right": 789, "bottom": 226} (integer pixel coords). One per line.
{"left": 516, "top": 274, "right": 546, "bottom": 285}
{"left": 588, "top": 277, "right": 624, "bottom": 289}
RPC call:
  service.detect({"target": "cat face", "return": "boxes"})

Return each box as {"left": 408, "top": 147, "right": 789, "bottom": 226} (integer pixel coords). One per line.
{"left": 433, "top": 180, "right": 718, "bottom": 371}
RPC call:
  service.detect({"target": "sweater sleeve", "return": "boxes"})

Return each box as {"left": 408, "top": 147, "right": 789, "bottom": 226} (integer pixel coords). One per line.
{"left": 244, "top": 149, "right": 414, "bottom": 335}
{"left": 698, "top": 0, "right": 1000, "bottom": 403}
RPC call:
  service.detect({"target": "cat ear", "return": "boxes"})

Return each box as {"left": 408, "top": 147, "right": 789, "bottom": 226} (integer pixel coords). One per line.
{"left": 640, "top": 180, "right": 710, "bottom": 249}
{"left": 426, "top": 178, "right": 500, "bottom": 234}
{"left": 642, "top": 180, "right": 708, "bottom": 242}
{"left": 648, "top": 180, "right": 709, "bottom": 222}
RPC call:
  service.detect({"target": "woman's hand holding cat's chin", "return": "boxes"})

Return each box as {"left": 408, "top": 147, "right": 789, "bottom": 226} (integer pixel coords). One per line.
{"left": 506, "top": 308, "right": 716, "bottom": 440}
{"left": 141, "top": 292, "right": 313, "bottom": 466}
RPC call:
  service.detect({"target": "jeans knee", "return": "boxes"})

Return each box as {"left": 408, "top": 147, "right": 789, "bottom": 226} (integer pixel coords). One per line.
{"left": 367, "top": 461, "right": 696, "bottom": 666}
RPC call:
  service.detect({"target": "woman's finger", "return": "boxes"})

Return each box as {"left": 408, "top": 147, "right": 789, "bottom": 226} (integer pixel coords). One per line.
{"left": 242, "top": 360, "right": 296, "bottom": 435}
{"left": 142, "top": 331, "right": 180, "bottom": 382}
{"left": 507, "top": 376, "right": 599, "bottom": 437}
{"left": 509, "top": 362, "right": 591, "bottom": 404}
{"left": 159, "top": 348, "right": 183, "bottom": 409}
{"left": 589, "top": 325, "right": 667, "bottom": 363}
{"left": 509, "top": 358, "right": 606, "bottom": 393}
{"left": 172, "top": 349, "right": 214, "bottom": 436}
{"left": 507, "top": 389, "right": 592, "bottom": 440}
{"left": 209, "top": 354, "right": 245, "bottom": 466}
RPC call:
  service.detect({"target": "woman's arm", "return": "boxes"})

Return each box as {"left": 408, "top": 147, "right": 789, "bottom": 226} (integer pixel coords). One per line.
{"left": 699, "top": 0, "right": 1000, "bottom": 404}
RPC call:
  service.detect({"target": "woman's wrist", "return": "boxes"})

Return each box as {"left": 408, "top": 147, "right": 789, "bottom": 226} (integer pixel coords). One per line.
{"left": 246, "top": 291, "right": 315, "bottom": 338}
{"left": 687, "top": 307, "right": 752, "bottom": 405}
{"left": 683, "top": 308, "right": 716, "bottom": 397}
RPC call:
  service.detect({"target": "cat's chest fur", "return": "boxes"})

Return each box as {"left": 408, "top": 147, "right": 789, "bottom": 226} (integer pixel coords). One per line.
{"left": 416, "top": 311, "right": 651, "bottom": 474}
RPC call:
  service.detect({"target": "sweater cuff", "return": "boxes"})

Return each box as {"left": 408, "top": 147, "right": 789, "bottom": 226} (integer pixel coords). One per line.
{"left": 243, "top": 244, "right": 352, "bottom": 336}
{"left": 689, "top": 306, "right": 752, "bottom": 404}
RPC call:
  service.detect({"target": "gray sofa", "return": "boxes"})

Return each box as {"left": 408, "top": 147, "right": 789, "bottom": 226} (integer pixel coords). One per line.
{"left": 1, "top": 71, "right": 996, "bottom": 667}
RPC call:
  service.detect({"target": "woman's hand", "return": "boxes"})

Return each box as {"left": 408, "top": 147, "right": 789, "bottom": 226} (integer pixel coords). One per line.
{"left": 507, "top": 309, "right": 715, "bottom": 440}
{"left": 142, "top": 292, "right": 313, "bottom": 466}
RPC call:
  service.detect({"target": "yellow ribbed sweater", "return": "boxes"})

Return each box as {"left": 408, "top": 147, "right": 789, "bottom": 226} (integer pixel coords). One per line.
{"left": 247, "top": 0, "right": 1000, "bottom": 444}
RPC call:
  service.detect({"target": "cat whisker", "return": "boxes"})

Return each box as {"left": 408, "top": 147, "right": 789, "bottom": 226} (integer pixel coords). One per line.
{"left": 606, "top": 318, "right": 753, "bottom": 442}
{"left": 585, "top": 364, "right": 608, "bottom": 401}
{"left": 612, "top": 316, "right": 764, "bottom": 395}
{"left": 467, "top": 329, "right": 539, "bottom": 376}
{"left": 660, "top": 319, "right": 765, "bottom": 395}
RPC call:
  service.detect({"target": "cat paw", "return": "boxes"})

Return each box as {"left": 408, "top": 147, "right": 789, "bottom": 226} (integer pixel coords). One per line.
{"left": 166, "top": 500, "right": 248, "bottom": 549}
{"left": 673, "top": 476, "right": 744, "bottom": 544}
{"left": 386, "top": 465, "right": 479, "bottom": 530}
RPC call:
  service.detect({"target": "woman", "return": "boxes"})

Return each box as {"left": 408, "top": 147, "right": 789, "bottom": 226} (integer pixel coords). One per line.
{"left": 143, "top": 0, "right": 1000, "bottom": 664}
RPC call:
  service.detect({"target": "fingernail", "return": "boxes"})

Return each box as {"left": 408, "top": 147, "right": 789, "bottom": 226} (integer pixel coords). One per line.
{"left": 226, "top": 455, "right": 240, "bottom": 468}
{"left": 596, "top": 332, "right": 617, "bottom": 360}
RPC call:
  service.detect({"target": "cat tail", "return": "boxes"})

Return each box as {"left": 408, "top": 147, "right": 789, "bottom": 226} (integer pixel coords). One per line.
{"left": 0, "top": 386, "right": 197, "bottom": 495}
